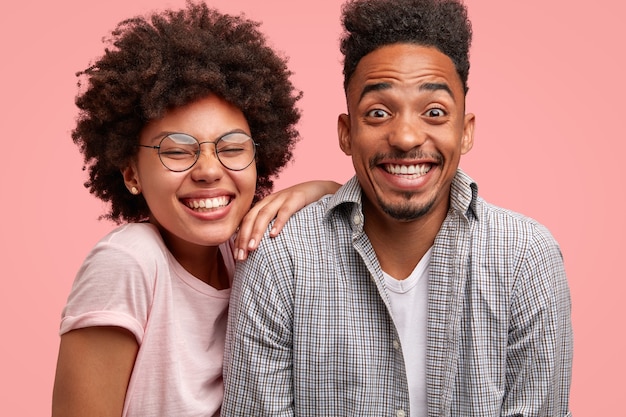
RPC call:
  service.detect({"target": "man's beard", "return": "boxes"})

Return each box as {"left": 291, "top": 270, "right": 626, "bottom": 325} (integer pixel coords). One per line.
{"left": 377, "top": 191, "right": 435, "bottom": 222}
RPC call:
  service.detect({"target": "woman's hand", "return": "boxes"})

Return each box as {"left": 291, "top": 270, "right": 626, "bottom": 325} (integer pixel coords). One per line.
{"left": 235, "top": 180, "right": 341, "bottom": 260}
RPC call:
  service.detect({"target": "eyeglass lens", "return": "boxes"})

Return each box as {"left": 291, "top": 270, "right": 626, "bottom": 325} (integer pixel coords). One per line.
{"left": 158, "top": 133, "right": 256, "bottom": 172}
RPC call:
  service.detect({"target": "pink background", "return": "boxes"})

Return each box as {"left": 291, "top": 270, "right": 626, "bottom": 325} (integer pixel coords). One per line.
{"left": 1, "top": 0, "right": 623, "bottom": 414}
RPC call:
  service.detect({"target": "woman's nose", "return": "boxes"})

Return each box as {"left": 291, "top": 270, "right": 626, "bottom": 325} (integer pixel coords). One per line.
{"left": 190, "top": 145, "right": 224, "bottom": 181}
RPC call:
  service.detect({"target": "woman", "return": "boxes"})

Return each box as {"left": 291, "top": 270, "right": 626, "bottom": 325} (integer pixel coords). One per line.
{"left": 52, "top": 3, "right": 338, "bottom": 416}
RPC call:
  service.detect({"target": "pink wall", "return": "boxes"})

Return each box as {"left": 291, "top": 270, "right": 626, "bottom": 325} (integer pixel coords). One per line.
{"left": 1, "top": 0, "right": 623, "bottom": 414}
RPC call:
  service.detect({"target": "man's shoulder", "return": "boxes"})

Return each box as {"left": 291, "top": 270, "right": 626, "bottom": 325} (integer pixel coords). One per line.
{"left": 472, "top": 196, "right": 560, "bottom": 249}
{"left": 286, "top": 193, "right": 333, "bottom": 226}
{"left": 281, "top": 183, "right": 357, "bottom": 232}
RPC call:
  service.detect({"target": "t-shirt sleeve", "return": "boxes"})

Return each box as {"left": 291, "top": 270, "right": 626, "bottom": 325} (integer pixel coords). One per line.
{"left": 60, "top": 241, "right": 155, "bottom": 344}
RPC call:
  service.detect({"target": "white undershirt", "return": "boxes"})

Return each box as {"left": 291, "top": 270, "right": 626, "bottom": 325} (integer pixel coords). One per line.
{"left": 383, "top": 247, "right": 432, "bottom": 417}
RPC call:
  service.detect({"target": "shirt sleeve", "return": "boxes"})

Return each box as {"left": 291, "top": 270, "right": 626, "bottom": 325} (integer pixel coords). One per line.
{"left": 222, "top": 239, "right": 295, "bottom": 417}
{"left": 60, "top": 241, "right": 155, "bottom": 344}
{"left": 503, "top": 224, "right": 573, "bottom": 417}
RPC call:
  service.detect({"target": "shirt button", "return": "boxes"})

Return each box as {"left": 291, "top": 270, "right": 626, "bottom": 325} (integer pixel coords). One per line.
{"left": 396, "top": 409, "right": 406, "bottom": 417}
{"left": 393, "top": 340, "right": 400, "bottom": 350}
{"left": 353, "top": 214, "right": 363, "bottom": 225}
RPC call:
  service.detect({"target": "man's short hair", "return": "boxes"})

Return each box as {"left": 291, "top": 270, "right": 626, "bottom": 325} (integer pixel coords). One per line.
{"left": 340, "top": 0, "right": 473, "bottom": 94}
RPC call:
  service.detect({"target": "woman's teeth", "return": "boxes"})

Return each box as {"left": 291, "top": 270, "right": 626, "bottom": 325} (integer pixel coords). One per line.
{"left": 186, "top": 196, "right": 230, "bottom": 210}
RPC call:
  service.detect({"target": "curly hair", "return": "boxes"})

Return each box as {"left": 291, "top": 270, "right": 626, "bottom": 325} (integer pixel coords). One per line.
{"left": 73, "top": 1, "right": 302, "bottom": 223}
{"left": 340, "top": 0, "right": 472, "bottom": 94}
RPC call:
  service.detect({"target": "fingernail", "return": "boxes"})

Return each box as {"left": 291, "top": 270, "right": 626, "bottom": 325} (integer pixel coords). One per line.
{"left": 248, "top": 239, "right": 256, "bottom": 250}
{"left": 270, "top": 227, "right": 277, "bottom": 236}
{"left": 237, "top": 249, "right": 245, "bottom": 261}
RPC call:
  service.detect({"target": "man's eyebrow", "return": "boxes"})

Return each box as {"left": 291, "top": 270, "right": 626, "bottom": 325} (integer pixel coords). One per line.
{"left": 358, "top": 82, "right": 391, "bottom": 102}
{"left": 420, "top": 82, "right": 453, "bottom": 97}
{"left": 358, "top": 81, "right": 454, "bottom": 103}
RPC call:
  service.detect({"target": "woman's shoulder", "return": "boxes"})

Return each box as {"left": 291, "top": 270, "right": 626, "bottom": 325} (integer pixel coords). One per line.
{"left": 85, "top": 222, "right": 169, "bottom": 270}
{"left": 98, "top": 222, "right": 165, "bottom": 251}
{"left": 76, "top": 223, "right": 170, "bottom": 290}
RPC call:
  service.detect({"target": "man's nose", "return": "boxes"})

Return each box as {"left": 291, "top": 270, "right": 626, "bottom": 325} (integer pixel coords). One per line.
{"left": 387, "top": 116, "right": 427, "bottom": 151}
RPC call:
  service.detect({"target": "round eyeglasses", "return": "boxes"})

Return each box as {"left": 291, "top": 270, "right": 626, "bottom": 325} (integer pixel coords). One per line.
{"left": 138, "top": 132, "right": 258, "bottom": 172}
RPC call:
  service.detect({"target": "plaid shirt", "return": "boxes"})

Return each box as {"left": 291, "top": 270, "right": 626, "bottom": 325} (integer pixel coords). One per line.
{"left": 222, "top": 170, "right": 573, "bottom": 417}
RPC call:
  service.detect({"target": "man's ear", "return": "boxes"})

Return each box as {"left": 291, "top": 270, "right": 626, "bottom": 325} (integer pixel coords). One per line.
{"left": 461, "top": 113, "right": 475, "bottom": 155}
{"left": 338, "top": 113, "right": 352, "bottom": 156}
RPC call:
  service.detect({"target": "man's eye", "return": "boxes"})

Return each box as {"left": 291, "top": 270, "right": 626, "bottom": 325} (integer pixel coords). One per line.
{"left": 425, "top": 108, "right": 446, "bottom": 117}
{"left": 366, "top": 109, "right": 390, "bottom": 118}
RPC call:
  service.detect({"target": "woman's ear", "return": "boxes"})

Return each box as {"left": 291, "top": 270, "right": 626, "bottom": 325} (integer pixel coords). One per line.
{"left": 122, "top": 163, "right": 141, "bottom": 195}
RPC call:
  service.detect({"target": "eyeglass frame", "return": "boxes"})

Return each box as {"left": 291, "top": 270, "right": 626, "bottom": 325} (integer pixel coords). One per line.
{"left": 137, "top": 132, "right": 259, "bottom": 172}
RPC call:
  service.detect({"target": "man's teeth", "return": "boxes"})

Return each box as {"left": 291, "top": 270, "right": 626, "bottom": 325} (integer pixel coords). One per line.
{"left": 386, "top": 164, "right": 431, "bottom": 175}
{"left": 186, "top": 196, "right": 230, "bottom": 210}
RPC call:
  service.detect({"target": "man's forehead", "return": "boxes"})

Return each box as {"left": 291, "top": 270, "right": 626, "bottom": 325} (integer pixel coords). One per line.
{"left": 347, "top": 44, "right": 463, "bottom": 102}
{"left": 352, "top": 44, "right": 459, "bottom": 79}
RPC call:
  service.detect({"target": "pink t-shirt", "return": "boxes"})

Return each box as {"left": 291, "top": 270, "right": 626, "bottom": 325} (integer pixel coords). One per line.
{"left": 60, "top": 223, "right": 234, "bottom": 416}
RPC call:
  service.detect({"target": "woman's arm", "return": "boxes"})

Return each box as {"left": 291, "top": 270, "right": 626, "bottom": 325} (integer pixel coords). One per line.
{"left": 52, "top": 326, "right": 139, "bottom": 417}
{"left": 234, "top": 180, "right": 340, "bottom": 260}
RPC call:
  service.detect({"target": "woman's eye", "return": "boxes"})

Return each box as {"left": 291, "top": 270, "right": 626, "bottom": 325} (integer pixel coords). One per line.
{"left": 161, "top": 148, "right": 196, "bottom": 158}
{"left": 218, "top": 147, "right": 245, "bottom": 155}
{"left": 425, "top": 108, "right": 446, "bottom": 117}
{"left": 366, "top": 109, "right": 390, "bottom": 118}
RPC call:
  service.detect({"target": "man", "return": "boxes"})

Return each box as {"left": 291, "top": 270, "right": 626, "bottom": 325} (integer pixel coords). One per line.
{"left": 222, "top": 0, "right": 573, "bottom": 415}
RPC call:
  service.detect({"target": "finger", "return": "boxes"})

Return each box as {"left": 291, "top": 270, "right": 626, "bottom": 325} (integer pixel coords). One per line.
{"left": 234, "top": 206, "right": 260, "bottom": 259}
{"left": 247, "top": 199, "right": 287, "bottom": 245}
{"left": 269, "top": 206, "right": 292, "bottom": 237}
{"left": 233, "top": 231, "right": 249, "bottom": 261}
{"left": 236, "top": 197, "right": 285, "bottom": 258}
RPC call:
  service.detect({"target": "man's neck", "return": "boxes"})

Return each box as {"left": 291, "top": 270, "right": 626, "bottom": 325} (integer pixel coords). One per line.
{"left": 363, "top": 202, "right": 447, "bottom": 280}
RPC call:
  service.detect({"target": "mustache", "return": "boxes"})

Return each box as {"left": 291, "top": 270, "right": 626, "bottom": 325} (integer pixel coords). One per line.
{"left": 369, "top": 150, "right": 443, "bottom": 168}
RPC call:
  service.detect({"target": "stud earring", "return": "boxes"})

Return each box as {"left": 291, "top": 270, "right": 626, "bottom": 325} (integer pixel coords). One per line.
{"left": 131, "top": 186, "right": 140, "bottom": 195}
